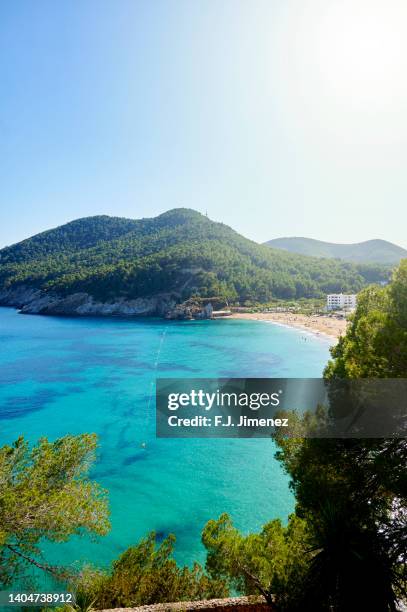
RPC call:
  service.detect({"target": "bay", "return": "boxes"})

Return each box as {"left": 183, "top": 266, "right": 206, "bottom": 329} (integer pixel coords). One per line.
{"left": 0, "top": 307, "right": 331, "bottom": 580}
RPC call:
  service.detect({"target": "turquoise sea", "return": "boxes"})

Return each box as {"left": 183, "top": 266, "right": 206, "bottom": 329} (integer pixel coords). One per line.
{"left": 0, "top": 307, "right": 331, "bottom": 582}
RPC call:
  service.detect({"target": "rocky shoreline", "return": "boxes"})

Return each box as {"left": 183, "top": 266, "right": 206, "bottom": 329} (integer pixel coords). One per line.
{"left": 0, "top": 287, "right": 347, "bottom": 341}
{"left": 0, "top": 285, "right": 218, "bottom": 320}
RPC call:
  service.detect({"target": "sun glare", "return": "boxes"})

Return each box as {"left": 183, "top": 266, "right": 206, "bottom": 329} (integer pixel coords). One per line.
{"left": 312, "top": 1, "right": 407, "bottom": 109}
{"left": 273, "top": 0, "right": 407, "bottom": 115}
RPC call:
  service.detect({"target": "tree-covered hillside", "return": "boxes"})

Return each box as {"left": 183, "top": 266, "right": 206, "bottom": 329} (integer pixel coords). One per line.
{"left": 0, "top": 209, "right": 389, "bottom": 305}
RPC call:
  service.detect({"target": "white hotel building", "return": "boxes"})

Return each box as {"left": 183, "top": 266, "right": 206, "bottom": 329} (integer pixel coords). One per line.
{"left": 326, "top": 293, "right": 357, "bottom": 311}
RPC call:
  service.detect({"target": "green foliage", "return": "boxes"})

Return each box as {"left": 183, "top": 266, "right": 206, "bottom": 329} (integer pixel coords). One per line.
{"left": 71, "top": 532, "right": 227, "bottom": 609}
{"left": 302, "top": 501, "right": 404, "bottom": 611}
{"left": 325, "top": 259, "right": 407, "bottom": 377}
{"left": 0, "top": 434, "right": 110, "bottom": 587}
{"left": 273, "top": 261, "right": 407, "bottom": 610}
{"left": 0, "top": 209, "right": 385, "bottom": 305}
{"left": 202, "top": 513, "right": 310, "bottom": 609}
{"left": 275, "top": 433, "right": 406, "bottom": 609}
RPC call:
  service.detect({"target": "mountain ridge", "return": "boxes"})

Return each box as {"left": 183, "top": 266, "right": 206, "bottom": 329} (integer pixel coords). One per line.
{"left": 264, "top": 236, "right": 407, "bottom": 265}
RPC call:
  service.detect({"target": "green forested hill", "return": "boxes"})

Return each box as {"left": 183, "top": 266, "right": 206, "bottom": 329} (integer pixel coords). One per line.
{"left": 0, "top": 209, "right": 389, "bottom": 304}
{"left": 264, "top": 236, "right": 407, "bottom": 265}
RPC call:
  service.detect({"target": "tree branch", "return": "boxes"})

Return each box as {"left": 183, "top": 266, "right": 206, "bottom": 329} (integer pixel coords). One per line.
{"left": 6, "top": 544, "right": 59, "bottom": 576}
{"left": 238, "top": 562, "right": 274, "bottom": 606}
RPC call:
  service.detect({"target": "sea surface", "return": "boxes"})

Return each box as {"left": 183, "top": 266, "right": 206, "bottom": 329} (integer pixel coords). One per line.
{"left": 0, "top": 307, "right": 331, "bottom": 583}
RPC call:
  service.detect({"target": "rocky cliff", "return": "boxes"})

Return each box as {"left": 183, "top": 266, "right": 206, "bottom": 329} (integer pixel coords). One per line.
{"left": 0, "top": 285, "right": 219, "bottom": 320}
{"left": 0, "top": 285, "right": 177, "bottom": 317}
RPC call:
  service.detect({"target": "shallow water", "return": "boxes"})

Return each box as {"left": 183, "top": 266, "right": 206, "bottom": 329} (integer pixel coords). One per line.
{"left": 0, "top": 307, "right": 331, "bottom": 580}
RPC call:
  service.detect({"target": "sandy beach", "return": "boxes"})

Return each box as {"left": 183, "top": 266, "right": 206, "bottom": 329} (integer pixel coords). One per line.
{"left": 229, "top": 311, "right": 348, "bottom": 342}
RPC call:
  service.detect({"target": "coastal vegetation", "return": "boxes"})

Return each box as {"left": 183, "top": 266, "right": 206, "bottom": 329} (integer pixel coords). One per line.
{"left": 69, "top": 534, "right": 227, "bottom": 609}
{"left": 231, "top": 297, "right": 327, "bottom": 315}
{"left": 325, "top": 259, "right": 407, "bottom": 377}
{"left": 0, "top": 434, "right": 109, "bottom": 586}
{"left": 0, "top": 209, "right": 389, "bottom": 310}
{"left": 1, "top": 261, "right": 405, "bottom": 610}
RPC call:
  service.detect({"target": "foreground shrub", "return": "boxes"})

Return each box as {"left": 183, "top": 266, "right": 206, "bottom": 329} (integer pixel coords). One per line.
{"left": 71, "top": 532, "right": 228, "bottom": 609}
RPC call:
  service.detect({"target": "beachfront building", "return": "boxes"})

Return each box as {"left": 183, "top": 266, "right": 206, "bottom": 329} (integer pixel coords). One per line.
{"left": 326, "top": 293, "right": 357, "bottom": 311}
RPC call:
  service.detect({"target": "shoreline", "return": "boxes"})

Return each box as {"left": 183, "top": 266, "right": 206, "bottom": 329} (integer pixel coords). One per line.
{"left": 0, "top": 303, "right": 348, "bottom": 342}
{"left": 228, "top": 312, "right": 348, "bottom": 343}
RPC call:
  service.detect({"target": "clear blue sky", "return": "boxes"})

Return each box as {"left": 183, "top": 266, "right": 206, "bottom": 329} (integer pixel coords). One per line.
{"left": 1, "top": 0, "right": 407, "bottom": 248}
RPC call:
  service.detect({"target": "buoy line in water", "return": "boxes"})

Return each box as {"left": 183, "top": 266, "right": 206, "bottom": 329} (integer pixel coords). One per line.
{"left": 142, "top": 326, "right": 168, "bottom": 449}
